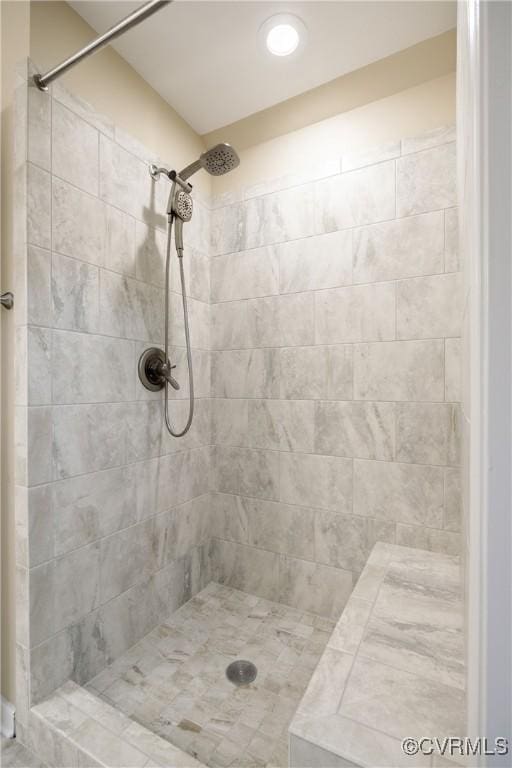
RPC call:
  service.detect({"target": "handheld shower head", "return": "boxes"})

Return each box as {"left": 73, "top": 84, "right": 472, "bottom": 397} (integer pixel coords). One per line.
{"left": 179, "top": 143, "right": 240, "bottom": 181}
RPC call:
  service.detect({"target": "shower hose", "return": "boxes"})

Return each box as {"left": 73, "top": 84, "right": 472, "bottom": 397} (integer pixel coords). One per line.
{"left": 163, "top": 214, "right": 194, "bottom": 437}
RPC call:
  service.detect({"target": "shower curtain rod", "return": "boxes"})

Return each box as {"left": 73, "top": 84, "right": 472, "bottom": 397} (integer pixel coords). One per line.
{"left": 34, "top": 0, "right": 172, "bottom": 92}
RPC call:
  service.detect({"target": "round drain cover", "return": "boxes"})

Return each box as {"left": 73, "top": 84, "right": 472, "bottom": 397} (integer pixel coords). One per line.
{"left": 226, "top": 660, "right": 257, "bottom": 686}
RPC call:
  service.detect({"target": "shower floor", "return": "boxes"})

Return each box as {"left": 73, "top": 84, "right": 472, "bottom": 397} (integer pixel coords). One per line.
{"left": 86, "top": 583, "right": 334, "bottom": 767}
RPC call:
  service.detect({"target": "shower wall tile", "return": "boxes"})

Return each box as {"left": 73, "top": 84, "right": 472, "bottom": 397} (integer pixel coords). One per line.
{"left": 211, "top": 398, "right": 249, "bottom": 447}
{"left": 52, "top": 178, "right": 106, "bottom": 266}
{"left": 314, "top": 161, "right": 396, "bottom": 233}
{"left": 52, "top": 101, "right": 99, "bottom": 195}
{"left": 315, "top": 401, "right": 395, "bottom": 461}
{"left": 353, "top": 211, "right": 444, "bottom": 284}
{"left": 16, "top": 406, "right": 53, "bottom": 487}
{"left": 444, "top": 208, "right": 459, "bottom": 272}
{"left": 396, "top": 142, "right": 456, "bottom": 217}
{"left": 52, "top": 331, "right": 135, "bottom": 404}
{"left": 278, "top": 292, "right": 315, "bottom": 346}
{"left": 27, "top": 164, "right": 51, "bottom": 249}
{"left": 341, "top": 139, "right": 401, "bottom": 172}
{"left": 245, "top": 498, "right": 316, "bottom": 561}
{"left": 444, "top": 469, "right": 462, "bottom": 532}
{"left": 401, "top": 124, "right": 456, "bottom": 155}
{"left": 279, "top": 345, "right": 353, "bottom": 401}
{"left": 211, "top": 245, "right": 279, "bottom": 302}
{"left": 244, "top": 183, "right": 316, "bottom": 249}
{"left": 15, "top": 326, "right": 52, "bottom": 406}
{"left": 278, "top": 229, "right": 352, "bottom": 293}
{"left": 445, "top": 338, "right": 462, "bottom": 402}
{"left": 99, "top": 134, "right": 145, "bottom": 219}
{"left": 134, "top": 221, "right": 166, "bottom": 287}
{"left": 353, "top": 340, "right": 445, "bottom": 402}
{"left": 211, "top": 349, "right": 280, "bottom": 398}
{"left": 395, "top": 524, "right": 461, "bottom": 556}
{"left": 247, "top": 399, "right": 315, "bottom": 453}
{"left": 314, "top": 511, "right": 395, "bottom": 573}
{"left": 25, "top": 245, "right": 52, "bottom": 327}
{"left": 395, "top": 403, "right": 461, "bottom": 467}
{"left": 210, "top": 538, "right": 280, "bottom": 602}
{"left": 278, "top": 556, "right": 352, "bottom": 619}
{"left": 52, "top": 252, "right": 99, "bottom": 334}
{"left": 99, "top": 269, "right": 163, "bottom": 342}
{"left": 396, "top": 273, "right": 463, "bottom": 340}
{"left": 105, "top": 205, "right": 137, "bottom": 277}
{"left": 315, "top": 283, "right": 396, "bottom": 344}
{"left": 28, "top": 83, "right": 51, "bottom": 171}
{"left": 280, "top": 452, "right": 352, "bottom": 513}
{"left": 353, "top": 459, "right": 444, "bottom": 527}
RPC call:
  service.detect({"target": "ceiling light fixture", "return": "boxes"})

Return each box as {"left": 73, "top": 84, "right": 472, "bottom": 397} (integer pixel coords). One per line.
{"left": 260, "top": 14, "right": 307, "bottom": 57}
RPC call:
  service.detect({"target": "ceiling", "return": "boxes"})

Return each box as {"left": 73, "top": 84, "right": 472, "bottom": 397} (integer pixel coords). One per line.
{"left": 70, "top": 1, "right": 456, "bottom": 135}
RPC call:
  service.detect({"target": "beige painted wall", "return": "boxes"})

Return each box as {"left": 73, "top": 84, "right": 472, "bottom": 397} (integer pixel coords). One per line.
{"left": 1, "top": 0, "right": 30, "bottom": 706}
{"left": 211, "top": 72, "right": 456, "bottom": 199}
{"left": 29, "top": 1, "right": 209, "bottom": 196}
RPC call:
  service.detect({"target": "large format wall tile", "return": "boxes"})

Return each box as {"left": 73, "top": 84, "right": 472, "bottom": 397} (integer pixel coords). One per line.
{"left": 397, "top": 142, "right": 456, "bottom": 216}
{"left": 315, "top": 401, "right": 395, "bottom": 460}
{"left": 396, "top": 273, "right": 463, "bottom": 340}
{"left": 314, "top": 511, "right": 395, "bottom": 573}
{"left": 278, "top": 556, "right": 352, "bottom": 619}
{"left": 211, "top": 246, "right": 279, "bottom": 302}
{"left": 315, "top": 283, "right": 395, "bottom": 344}
{"left": 353, "top": 211, "right": 444, "bottom": 284}
{"left": 52, "top": 253, "right": 99, "bottom": 334}
{"left": 354, "top": 340, "right": 445, "bottom": 401}
{"left": 395, "top": 403, "right": 461, "bottom": 466}
{"left": 52, "top": 178, "right": 106, "bottom": 266}
{"left": 280, "top": 452, "right": 353, "bottom": 512}
{"left": 52, "top": 101, "right": 99, "bottom": 195}
{"left": 278, "top": 230, "right": 352, "bottom": 293}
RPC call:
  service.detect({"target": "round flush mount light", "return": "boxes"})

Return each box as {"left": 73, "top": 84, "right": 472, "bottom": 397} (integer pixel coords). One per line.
{"left": 260, "top": 14, "right": 307, "bottom": 57}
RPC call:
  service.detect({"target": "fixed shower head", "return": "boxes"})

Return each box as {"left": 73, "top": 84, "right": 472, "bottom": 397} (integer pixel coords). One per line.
{"left": 179, "top": 143, "right": 240, "bottom": 181}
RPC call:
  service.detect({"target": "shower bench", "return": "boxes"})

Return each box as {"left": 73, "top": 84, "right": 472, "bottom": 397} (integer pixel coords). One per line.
{"left": 289, "top": 542, "right": 465, "bottom": 768}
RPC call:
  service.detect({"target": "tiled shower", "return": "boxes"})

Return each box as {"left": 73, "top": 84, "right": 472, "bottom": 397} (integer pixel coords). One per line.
{"left": 14, "top": 58, "right": 462, "bottom": 767}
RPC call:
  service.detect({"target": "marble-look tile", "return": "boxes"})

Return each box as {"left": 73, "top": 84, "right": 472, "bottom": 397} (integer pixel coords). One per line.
{"left": 52, "top": 330, "right": 134, "bottom": 404}
{"left": 239, "top": 448, "right": 280, "bottom": 501}
{"left": 210, "top": 539, "right": 280, "bottom": 601}
{"left": 16, "top": 326, "right": 51, "bottom": 406}
{"left": 278, "top": 230, "right": 352, "bottom": 293}
{"left": 397, "top": 142, "right": 456, "bottom": 217}
{"left": 72, "top": 718, "right": 148, "bottom": 767}
{"left": 52, "top": 403, "right": 127, "bottom": 479}
{"left": 445, "top": 338, "right": 462, "bottom": 402}
{"left": 315, "top": 283, "right": 395, "bottom": 344}
{"left": 52, "top": 466, "right": 137, "bottom": 556}
{"left": 314, "top": 161, "right": 396, "bottom": 233}
{"left": 52, "top": 252, "right": 100, "bottom": 333}
{"left": 290, "top": 733, "right": 357, "bottom": 767}
{"left": 401, "top": 125, "right": 456, "bottom": 155}
{"left": 105, "top": 205, "right": 137, "bottom": 276}
{"left": 280, "top": 452, "right": 353, "bottom": 512}
{"left": 52, "top": 81, "right": 115, "bottom": 138}
{"left": 280, "top": 345, "right": 353, "bottom": 400}
{"left": 277, "top": 292, "right": 315, "bottom": 347}
{"left": 135, "top": 221, "right": 167, "bottom": 287}
{"left": 297, "top": 647, "right": 353, "bottom": 718}
{"left": 315, "top": 511, "right": 395, "bottom": 573}
{"left": 28, "top": 83, "right": 51, "bottom": 170}
{"left": 52, "top": 101, "right": 99, "bottom": 195}
{"left": 210, "top": 203, "right": 244, "bottom": 257}
{"left": 25, "top": 245, "right": 52, "bottom": 326}
{"left": 99, "top": 520, "right": 155, "bottom": 603}
{"left": 396, "top": 273, "right": 463, "bottom": 340}
{"left": 354, "top": 459, "right": 444, "bottom": 527}
{"left": 99, "top": 270, "right": 163, "bottom": 342}
{"left": 342, "top": 140, "right": 401, "bottom": 173}
{"left": 244, "top": 498, "right": 315, "bottom": 560}
{"left": 328, "top": 597, "right": 373, "bottom": 656}
{"left": 211, "top": 492, "right": 249, "bottom": 544}
{"left": 396, "top": 402, "right": 461, "bottom": 466}
{"left": 16, "top": 485, "right": 53, "bottom": 568}
{"left": 444, "top": 208, "right": 459, "bottom": 272}
{"left": 395, "top": 525, "right": 461, "bottom": 556}
{"left": 247, "top": 399, "right": 315, "bottom": 453}
{"left": 315, "top": 401, "right": 395, "bottom": 461}
{"left": 211, "top": 398, "right": 248, "bottom": 447}
{"left": 52, "top": 177, "right": 106, "bottom": 267}
{"left": 353, "top": 211, "right": 444, "bottom": 284}
{"left": 99, "top": 134, "right": 146, "bottom": 220}
{"left": 30, "top": 543, "right": 100, "bottom": 644}
{"left": 354, "top": 340, "right": 445, "bottom": 401}
{"left": 279, "top": 557, "right": 352, "bottom": 618}
{"left": 16, "top": 406, "right": 52, "bottom": 487}
{"left": 211, "top": 246, "right": 279, "bottom": 302}
{"left": 243, "top": 183, "right": 316, "bottom": 249}
{"left": 211, "top": 349, "right": 279, "bottom": 398}
{"left": 27, "top": 164, "right": 51, "bottom": 249}
{"left": 444, "top": 469, "right": 461, "bottom": 532}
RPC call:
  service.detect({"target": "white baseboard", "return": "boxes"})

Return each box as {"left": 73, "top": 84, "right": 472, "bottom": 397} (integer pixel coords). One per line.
{"left": 1, "top": 696, "right": 16, "bottom": 738}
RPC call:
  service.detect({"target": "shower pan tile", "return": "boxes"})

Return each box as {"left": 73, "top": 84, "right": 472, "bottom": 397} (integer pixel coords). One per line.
{"left": 52, "top": 101, "right": 99, "bottom": 196}
{"left": 396, "top": 272, "right": 463, "bottom": 340}
{"left": 279, "top": 452, "right": 352, "bottom": 513}
{"left": 52, "top": 177, "right": 106, "bottom": 266}
{"left": 353, "top": 211, "right": 445, "bottom": 284}
{"left": 315, "top": 282, "right": 396, "bottom": 344}
{"left": 51, "top": 252, "right": 99, "bottom": 334}
{"left": 353, "top": 339, "right": 445, "bottom": 402}
{"left": 315, "top": 401, "right": 395, "bottom": 461}
{"left": 353, "top": 459, "right": 444, "bottom": 527}
{"left": 396, "top": 142, "right": 456, "bottom": 217}
{"left": 278, "top": 229, "right": 352, "bottom": 294}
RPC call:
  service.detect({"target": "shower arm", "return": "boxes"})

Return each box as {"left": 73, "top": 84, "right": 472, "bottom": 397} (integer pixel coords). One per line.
{"left": 33, "top": 0, "right": 172, "bottom": 92}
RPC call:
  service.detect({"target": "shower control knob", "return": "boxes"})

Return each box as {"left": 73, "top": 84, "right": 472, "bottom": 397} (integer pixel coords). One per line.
{"left": 138, "top": 347, "right": 179, "bottom": 392}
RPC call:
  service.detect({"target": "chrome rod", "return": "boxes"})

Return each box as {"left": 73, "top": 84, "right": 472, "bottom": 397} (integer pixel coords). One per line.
{"left": 34, "top": 0, "right": 172, "bottom": 92}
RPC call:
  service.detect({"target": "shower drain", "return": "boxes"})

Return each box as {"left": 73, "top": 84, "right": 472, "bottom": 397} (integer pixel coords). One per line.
{"left": 226, "top": 660, "right": 257, "bottom": 686}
